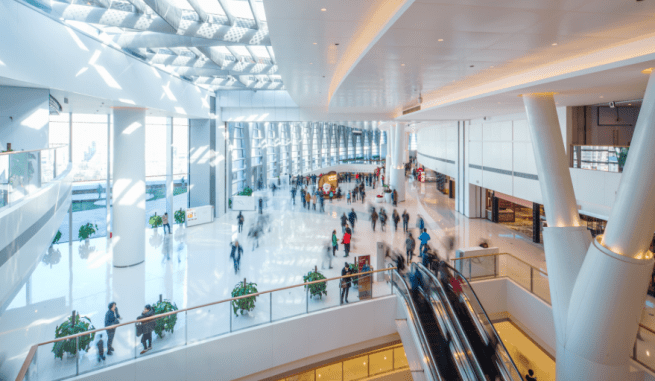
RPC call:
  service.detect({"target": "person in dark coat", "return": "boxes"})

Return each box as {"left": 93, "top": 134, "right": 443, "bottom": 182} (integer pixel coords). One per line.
{"left": 230, "top": 241, "right": 243, "bottom": 273}
{"left": 406, "top": 233, "right": 416, "bottom": 262}
{"left": 258, "top": 198, "right": 263, "bottom": 214}
{"left": 104, "top": 302, "right": 121, "bottom": 355}
{"left": 237, "top": 212, "right": 244, "bottom": 233}
{"left": 392, "top": 209, "right": 400, "bottom": 231}
{"left": 402, "top": 210, "right": 410, "bottom": 233}
{"left": 291, "top": 187, "right": 296, "bottom": 205}
{"left": 371, "top": 210, "right": 378, "bottom": 232}
{"left": 137, "top": 305, "right": 155, "bottom": 354}
{"left": 379, "top": 209, "right": 387, "bottom": 232}
{"left": 340, "top": 262, "right": 351, "bottom": 304}
{"left": 97, "top": 334, "right": 106, "bottom": 362}
{"left": 341, "top": 213, "right": 348, "bottom": 234}
{"left": 348, "top": 209, "right": 358, "bottom": 233}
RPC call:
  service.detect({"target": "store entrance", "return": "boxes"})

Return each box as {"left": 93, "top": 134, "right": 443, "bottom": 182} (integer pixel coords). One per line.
{"left": 485, "top": 191, "right": 544, "bottom": 243}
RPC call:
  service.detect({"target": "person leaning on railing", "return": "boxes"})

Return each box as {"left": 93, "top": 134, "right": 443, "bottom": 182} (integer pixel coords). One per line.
{"left": 136, "top": 305, "right": 155, "bottom": 355}
{"left": 104, "top": 302, "right": 121, "bottom": 355}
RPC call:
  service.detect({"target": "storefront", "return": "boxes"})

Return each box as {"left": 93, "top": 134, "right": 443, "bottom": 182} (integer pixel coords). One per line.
{"left": 485, "top": 191, "right": 544, "bottom": 243}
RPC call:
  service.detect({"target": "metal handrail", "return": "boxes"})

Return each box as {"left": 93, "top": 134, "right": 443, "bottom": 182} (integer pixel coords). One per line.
{"left": 388, "top": 264, "right": 443, "bottom": 381}
{"left": 15, "top": 267, "right": 395, "bottom": 381}
{"left": 452, "top": 252, "right": 548, "bottom": 276}
{"left": 0, "top": 144, "right": 67, "bottom": 156}
{"left": 429, "top": 262, "right": 522, "bottom": 380}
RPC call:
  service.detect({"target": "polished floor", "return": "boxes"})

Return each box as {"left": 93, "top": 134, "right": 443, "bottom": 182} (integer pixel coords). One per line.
{"left": 0, "top": 176, "right": 551, "bottom": 380}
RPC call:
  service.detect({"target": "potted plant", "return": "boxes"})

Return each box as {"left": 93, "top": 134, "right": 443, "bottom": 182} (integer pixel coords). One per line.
{"left": 149, "top": 212, "right": 163, "bottom": 229}
{"left": 303, "top": 269, "right": 328, "bottom": 299}
{"left": 348, "top": 263, "right": 360, "bottom": 287}
{"left": 52, "top": 230, "right": 62, "bottom": 246}
{"left": 78, "top": 223, "right": 98, "bottom": 243}
{"left": 52, "top": 313, "right": 95, "bottom": 360}
{"left": 237, "top": 187, "right": 253, "bottom": 197}
{"left": 174, "top": 208, "right": 185, "bottom": 224}
{"left": 228, "top": 198, "right": 232, "bottom": 209}
{"left": 231, "top": 280, "right": 258, "bottom": 316}
{"left": 151, "top": 299, "right": 178, "bottom": 339}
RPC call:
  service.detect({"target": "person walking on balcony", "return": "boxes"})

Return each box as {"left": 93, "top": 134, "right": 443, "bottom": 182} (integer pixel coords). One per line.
{"left": 340, "top": 262, "right": 352, "bottom": 304}
{"left": 137, "top": 305, "right": 155, "bottom": 355}
{"left": 104, "top": 302, "right": 121, "bottom": 355}
{"left": 162, "top": 213, "right": 171, "bottom": 234}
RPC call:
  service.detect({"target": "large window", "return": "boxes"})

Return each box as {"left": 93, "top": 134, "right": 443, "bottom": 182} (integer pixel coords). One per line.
{"left": 230, "top": 124, "right": 247, "bottom": 195}
{"left": 322, "top": 125, "right": 329, "bottom": 167}
{"left": 266, "top": 123, "right": 277, "bottom": 178}
{"left": 279, "top": 123, "right": 289, "bottom": 175}
{"left": 291, "top": 124, "right": 300, "bottom": 175}
{"left": 355, "top": 134, "right": 363, "bottom": 158}
{"left": 409, "top": 132, "right": 418, "bottom": 151}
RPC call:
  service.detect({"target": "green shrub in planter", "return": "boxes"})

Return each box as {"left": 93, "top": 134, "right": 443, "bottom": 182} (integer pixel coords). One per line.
{"left": 174, "top": 208, "right": 185, "bottom": 224}
{"left": 231, "top": 281, "right": 258, "bottom": 316}
{"left": 348, "top": 263, "right": 359, "bottom": 287}
{"left": 237, "top": 187, "right": 253, "bottom": 197}
{"left": 149, "top": 213, "right": 163, "bottom": 228}
{"left": 78, "top": 223, "right": 98, "bottom": 241}
{"left": 303, "top": 270, "right": 327, "bottom": 299}
{"left": 52, "top": 230, "right": 62, "bottom": 245}
{"left": 52, "top": 314, "right": 95, "bottom": 359}
{"left": 151, "top": 300, "right": 178, "bottom": 339}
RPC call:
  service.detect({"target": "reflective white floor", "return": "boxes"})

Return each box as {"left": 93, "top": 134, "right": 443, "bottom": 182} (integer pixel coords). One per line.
{"left": 0, "top": 177, "right": 550, "bottom": 380}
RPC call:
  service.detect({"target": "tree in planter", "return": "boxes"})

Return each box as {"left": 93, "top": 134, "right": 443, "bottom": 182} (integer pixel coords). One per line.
{"left": 303, "top": 269, "right": 328, "bottom": 299}
{"left": 174, "top": 208, "right": 186, "bottom": 224}
{"left": 149, "top": 213, "right": 163, "bottom": 229}
{"left": 151, "top": 299, "right": 178, "bottom": 339}
{"left": 52, "top": 313, "right": 95, "bottom": 360}
{"left": 348, "top": 263, "right": 360, "bottom": 287}
{"left": 231, "top": 280, "right": 258, "bottom": 316}
{"left": 78, "top": 223, "right": 98, "bottom": 241}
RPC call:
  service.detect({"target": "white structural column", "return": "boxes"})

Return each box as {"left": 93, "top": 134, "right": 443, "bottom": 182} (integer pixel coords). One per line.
{"left": 390, "top": 123, "right": 405, "bottom": 202}
{"left": 165, "top": 117, "right": 174, "bottom": 219}
{"left": 523, "top": 94, "right": 591, "bottom": 380}
{"left": 112, "top": 108, "right": 146, "bottom": 267}
{"left": 557, "top": 78, "right": 655, "bottom": 380}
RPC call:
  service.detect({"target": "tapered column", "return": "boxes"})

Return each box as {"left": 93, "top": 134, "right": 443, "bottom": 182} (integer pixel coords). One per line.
{"left": 387, "top": 128, "right": 394, "bottom": 186}
{"left": 112, "top": 108, "right": 146, "bottom": 267}
{"left": 390, "top": 123, "right": 406, "bottom": 202}
{"left": 165, "top": 117, "right": 174, "bottom": 219}
{"left": 557, "top": 77, "right": 655, "bottom": 380}
{"left": 523, "top": 93, "right": 591, "bottom": 380}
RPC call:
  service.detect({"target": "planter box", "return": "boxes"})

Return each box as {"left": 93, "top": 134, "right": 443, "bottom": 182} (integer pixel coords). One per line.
{"left": 384, "top": 193, "right": 392, "bottom": 204}
{"left": 232, "top": 196, "right": 256, "bottom": 211}
{"left": 374, "top": 196, "right": 384, "bottom": 204}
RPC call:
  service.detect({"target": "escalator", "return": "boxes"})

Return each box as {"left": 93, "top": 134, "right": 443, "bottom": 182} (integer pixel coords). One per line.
{"left": 416, "top": 262, "right": 522, "bottom": 381}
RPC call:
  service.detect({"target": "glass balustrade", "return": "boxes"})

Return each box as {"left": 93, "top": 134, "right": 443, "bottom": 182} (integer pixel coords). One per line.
{"left": 16, "top": 268, "right": 395, "bottom": 381}
{"left": 571, "top": 145, "right": 628, "bottom": 173}
{"left": 0, "top": 145, "right": 69, "bottom": 211}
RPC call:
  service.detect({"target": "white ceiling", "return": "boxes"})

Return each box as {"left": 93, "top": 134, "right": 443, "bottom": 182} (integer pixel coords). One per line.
{"left": 265, "top": 0, "right": 655, "bottom": 121}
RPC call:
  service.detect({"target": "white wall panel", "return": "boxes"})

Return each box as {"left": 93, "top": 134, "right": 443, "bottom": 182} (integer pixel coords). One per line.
{"left": 512, "top": 119, "right": 531, "bottom": 142}
{"left": 483, "top": 142, "right": 513, "bottom": 171}
{"left": 0, "top": 86, "right": 49, "bottom": 151}
{"left": 512, "top": 142, "right": 537, "bottom": 176}
{"left": 469, "top": 142, "right": 483, "bottom": 165}
{"left": 469, "top": 168, "right": 483, "bottom": 187}
{"left": 482, "top": 172, "right": 512, "bottom": 195}
{"left": 483, "top": 121, "right": 513, "bottom": 141}
{"left": 513, "top": 177, "right": 542, "bottom": 204}
{"left": 469, "top": 123, "right": 483, "bottom": 141}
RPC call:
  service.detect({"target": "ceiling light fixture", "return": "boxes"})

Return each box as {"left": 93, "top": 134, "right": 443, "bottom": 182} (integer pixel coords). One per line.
{"left": 321, "top": 8, "right": 326, "bottom": 11}
{"left": 438, "top": 39, "right": 443, "bottom": 42}
{"left": 600, "top": 96, "right": 604, "bottom": 98}
{"left": 310, "top": 63, "right": 313, "bottom": 64}
{"left": 313, "top": 42, "right": 317, "bottom": 45}
{"left": 552, "top": 43, "right": 558, "bottom": 46}
{"left": 401, "top": 63, "right": 405, "bottom": 66}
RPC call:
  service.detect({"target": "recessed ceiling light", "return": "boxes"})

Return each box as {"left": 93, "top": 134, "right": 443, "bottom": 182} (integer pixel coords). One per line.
{"left": 438, "top": 39, "right": 443, "bottom": 42}
{"left": 309, "top": 63, "right": 313, "bottom": 64}
{"left": 321, "top": 8, "right": 326, "bottom": 11}
{"left": 401, "top": 63, "right": 405, "bottom": 66}
{"left": 490, "top": 66, "right": 494, "bottom": 68}
{"left": 552, "top": 43, "right": 558, "bottom": 46}
{"left": 313, "top": 42, "right": 317, "bottom": 45}
{"left": 600, "top": 95, "right": 604, "bottom": 98}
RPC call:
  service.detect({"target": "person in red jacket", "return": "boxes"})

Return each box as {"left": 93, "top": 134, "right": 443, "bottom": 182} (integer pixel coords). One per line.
{"left": 342, "top": 228, "right": 351, "bottom": 257}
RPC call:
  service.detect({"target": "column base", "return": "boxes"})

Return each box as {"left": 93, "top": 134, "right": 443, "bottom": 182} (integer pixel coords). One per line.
{"left": 559, "top": 235, "right": 653, "bottom": 381}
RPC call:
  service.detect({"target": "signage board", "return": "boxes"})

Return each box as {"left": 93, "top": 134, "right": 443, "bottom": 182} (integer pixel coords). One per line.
{"left": 357, "top": 255, "right": 372, "bottom": 300}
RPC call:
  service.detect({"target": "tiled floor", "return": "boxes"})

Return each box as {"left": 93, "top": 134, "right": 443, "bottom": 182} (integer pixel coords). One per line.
{"left": 0, "top": 176, "right": 549, "bottom": 380}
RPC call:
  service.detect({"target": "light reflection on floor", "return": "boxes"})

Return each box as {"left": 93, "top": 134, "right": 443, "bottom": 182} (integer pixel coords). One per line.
{"left": 494, "top": 320, "right": 555, "bottom": 381}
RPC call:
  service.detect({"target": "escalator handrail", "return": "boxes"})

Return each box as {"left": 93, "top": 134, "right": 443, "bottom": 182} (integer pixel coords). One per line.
{"left": 388, "top": 264, "right": 443, "bottom": 381}
{"left": 415, "top": 263, "right": 486, "bottom": 381}
{"left": 434, "top": 261, "right": 522, "bottom": 380}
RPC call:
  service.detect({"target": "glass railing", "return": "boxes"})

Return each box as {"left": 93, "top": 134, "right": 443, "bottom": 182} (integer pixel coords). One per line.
{"left": 16, "top": 268, "right": 395, "bottom": 381}
{"left": 571, "top": 145, "right": 628, "bottom": 173}
{"left": 452, "top": 252, "right": 655, "bottom": 373}
{"left": 0, "top": 145, "right": 69, "bottom": 210}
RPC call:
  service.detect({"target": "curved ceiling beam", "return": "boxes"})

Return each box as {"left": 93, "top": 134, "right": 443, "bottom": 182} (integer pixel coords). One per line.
{"left": 327, "top": 0, "right": 414, "bottom": 109}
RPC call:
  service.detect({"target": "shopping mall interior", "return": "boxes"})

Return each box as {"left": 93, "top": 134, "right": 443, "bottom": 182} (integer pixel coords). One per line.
{"left": 3, "top": 0, "right": 655, "bottom": 380}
